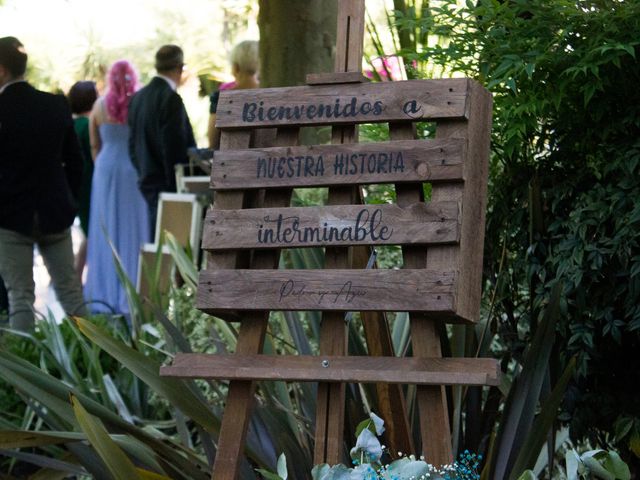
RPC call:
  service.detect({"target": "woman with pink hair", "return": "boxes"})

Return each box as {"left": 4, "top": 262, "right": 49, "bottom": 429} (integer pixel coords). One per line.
{"left": 84, "top": 60, "right": 149, "bottom": 316}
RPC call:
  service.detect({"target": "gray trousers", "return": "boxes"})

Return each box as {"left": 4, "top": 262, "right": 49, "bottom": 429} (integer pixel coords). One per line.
{"left": 0, "top": 225, "right": 87, "bottom": 331}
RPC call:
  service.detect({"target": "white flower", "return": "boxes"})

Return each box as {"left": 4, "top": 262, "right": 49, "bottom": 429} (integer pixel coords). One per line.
{"left": 350, "top": 427, "right": 383, "bottom": 463}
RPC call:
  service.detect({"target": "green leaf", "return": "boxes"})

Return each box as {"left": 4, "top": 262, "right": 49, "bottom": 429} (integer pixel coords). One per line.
{"left": 165, "top": 231, "right": 198, "bottom": 290}
{"left": 602, "top": 451, "right": 631, "bottom": 480}
{"left": 137, "top": 468, "right": 174, "bottom": 480}
{"left": 354, "top": 418, "right": 372, "bottom": 437}
{"left": 0, "top": 349, "right": 208, "bottom": 480}
{"left": 255, "top": 469, "right": 284, "bottom": 480}
{"left": 510, "top": 357, "right": 576, "bottom": 476}
{"left": 0, "top": 430, "right": 85, "bottom": 448}
{"left": 491, "top": 283, "right": 562, "bottom": 480}
{"left": 75, "top": 317, "right": 220, "bottom": 434}
{"left": 70, "top": 394, "right": 143, "bottom": 480}
{"left": 0, "top": 448, "right": 86, "bottom": 476}
{"left": 516, "top": 471, "right": 537, "bottom": 480}
{"left": 613, "top": 416, "right": 635, "bottom": 441}
{"left": 582, "top": 455, "right": 615, "bottom": 480}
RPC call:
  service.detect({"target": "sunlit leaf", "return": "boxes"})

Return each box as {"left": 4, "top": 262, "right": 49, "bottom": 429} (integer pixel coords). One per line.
{"left": 70, "top": 394, "right": 143, "bottom": 480}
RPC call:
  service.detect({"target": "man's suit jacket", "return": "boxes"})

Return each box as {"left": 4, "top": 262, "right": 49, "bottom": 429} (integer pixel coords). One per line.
{"left": 0, "top": 82, "right": 82, "bottom": 235}
{"left": 128, "top": 77, "right": 195, "bottom": 194}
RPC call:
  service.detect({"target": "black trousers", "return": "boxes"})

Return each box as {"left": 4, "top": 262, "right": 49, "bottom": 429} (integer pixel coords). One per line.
{"left": 141, "top": 188, "right": 160, "bottom": 243}
{"left": 0, "top": 275, "right": 8, "bottom": 313}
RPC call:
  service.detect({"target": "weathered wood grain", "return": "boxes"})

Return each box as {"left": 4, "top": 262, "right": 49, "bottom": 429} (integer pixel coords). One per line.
{"left": 210, "top": 138, "right": 465, "bottom": 189}
{"left": 435, "top": 80, "right": 492, "bottom": 324}
{"left": 390, "top": 121, "right": 454, "bottom": 465}
{"left": 306, "top": 71, "right": 369, "bottom": 85}
{"left": 206, "top": 128, "right": 299, "bottom": 480}
{"left": 197, "top": 269, "right": 457, "bottom": 313}
{"left": 202, "top": 201, "right": 460, "bottom": 250}
{"left": 161, "top": 354, "right": 501, "bottom": 386}
{"left": 314, "top": 1, "right": 366, "bottom": 463}
{"left": 214, "top": 78, "right": 471, "bottom": 129}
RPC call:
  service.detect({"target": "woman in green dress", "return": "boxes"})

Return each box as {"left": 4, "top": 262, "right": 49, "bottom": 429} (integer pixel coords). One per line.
{"left": 67, "top": 80, "right": 98, "bottom": 279}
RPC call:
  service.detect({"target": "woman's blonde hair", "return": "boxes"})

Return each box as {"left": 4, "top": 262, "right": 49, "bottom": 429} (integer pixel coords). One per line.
{"left": 231, "top": 40, "right": 259, "bottom": 75}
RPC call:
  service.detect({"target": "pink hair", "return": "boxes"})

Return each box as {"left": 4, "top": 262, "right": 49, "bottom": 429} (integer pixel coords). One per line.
{"left": 104, "top": 60, "right": 138, "bottom": 124}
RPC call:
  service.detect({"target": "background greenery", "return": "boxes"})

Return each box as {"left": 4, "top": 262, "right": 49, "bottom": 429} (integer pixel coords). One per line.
{"left": 388, "top": 0, "right": 640, "bottom": 474}
{"left": 1, "top": 0, "right": 638, "bottom": 479}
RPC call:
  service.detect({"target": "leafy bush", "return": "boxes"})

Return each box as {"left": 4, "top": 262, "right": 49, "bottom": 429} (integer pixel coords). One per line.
{"left": 388, "top": 0, "right": 640, "bottom": 469}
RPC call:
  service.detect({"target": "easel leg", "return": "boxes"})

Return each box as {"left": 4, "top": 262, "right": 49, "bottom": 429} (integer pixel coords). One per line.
{"left": 412, "top": 318, "right": 453, "bottom": 465}
{"left": 211, "top": 315, "right": 268, "bottom": 479}
{"left": 314, "top": 122, "right": 358, "bottom": 463}
{"left": 210, "top": 128, "right": 299, "bottom": 480}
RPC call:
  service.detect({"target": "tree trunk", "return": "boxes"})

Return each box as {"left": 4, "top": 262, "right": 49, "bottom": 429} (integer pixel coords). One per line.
{"left": 258, "top": 0, "right": 338, "bottom": 88}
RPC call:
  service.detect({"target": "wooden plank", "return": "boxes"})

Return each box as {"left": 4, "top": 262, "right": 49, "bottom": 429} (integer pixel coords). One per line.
{"left": 161, "top": 354, "right": 501, "bottom": 386}
{"left": 208, "top": 128, "right": 299, "bottom": 480}
{"left": 202, "top": 201, "right": 460, "bottom": 250}
{"left": 210, "top": 138, "right": 465, "bottom": 190}
{"left": 214, "top": 78, "right": 470, "bottom": 129}
{"left": 353, "top": 243, "right": 415, "bottom": 457}
{"left": 202, "top": 130, "right": 254, "bottom": 480}
{"left": 197, "top": 269, "right": 457, "bottom": 313}
{"left": 390, "top": 121, "right": 454, "bottom": 465}
{"left": 438, "top": 80, "right": 492, "bottom": 323}
{"left": 314, "top": 1, "right": 366, "bottom": 463}
{"left": 306, "top": 71, "right": 369, "bottom": 85}
{"left": 333, "top": 0, "right": 365, "bottom": 73}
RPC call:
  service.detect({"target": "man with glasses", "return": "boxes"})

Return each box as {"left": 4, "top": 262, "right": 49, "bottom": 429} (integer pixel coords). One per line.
{"left": 128, "top": 44, "right": 195, "bottom": 240}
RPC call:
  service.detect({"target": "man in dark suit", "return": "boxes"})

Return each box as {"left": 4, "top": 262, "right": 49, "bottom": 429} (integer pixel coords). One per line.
{"left": 128, "top": 44, "right": 195, "bottom": 240}
{"left": 0, "top": 36, "right": 87, "bottom": 331}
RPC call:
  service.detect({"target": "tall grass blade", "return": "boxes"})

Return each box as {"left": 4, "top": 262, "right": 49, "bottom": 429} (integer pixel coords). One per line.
{"left": 75, "top": 317, "right": 220, "bottom": 434}
{"left": 1, "top": 352, "right": 210, "bottom": 480}
{"left": 509, "top": 357, "right": 577, "bottom": 478}
{"left": 71, "top": 393, "right": 145, "bottom": 480}
{"left": 164, "top": 231, "right": 198, "bottom": 290}
{"left": 0, "top": 448, "right": 86, "bottom": 476}
{"left": 489, "top": 283, "right": 562, "bottom": 479}
{"left": 0, "top": 430, "right": 85, "bottom": 448}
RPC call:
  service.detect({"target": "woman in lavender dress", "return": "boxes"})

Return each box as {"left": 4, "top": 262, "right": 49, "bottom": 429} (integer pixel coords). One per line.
{"left": 84, "top": 60, "right": 149, "bottom": 315}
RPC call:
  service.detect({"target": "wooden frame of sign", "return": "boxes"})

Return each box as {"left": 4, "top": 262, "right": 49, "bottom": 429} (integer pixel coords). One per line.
{"left": 160, "top": 2, "right": 497, "bottom": 478}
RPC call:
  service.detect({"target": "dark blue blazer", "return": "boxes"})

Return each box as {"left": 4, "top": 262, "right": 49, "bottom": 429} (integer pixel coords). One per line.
{"left": 0, "top": 82, "right": 82, "bottom": 235}
{"left": 127, "top": 77, "right": 195, "bottom": 194}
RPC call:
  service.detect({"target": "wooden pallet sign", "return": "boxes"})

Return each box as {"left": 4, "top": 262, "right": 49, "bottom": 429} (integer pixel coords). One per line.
{"left": 161, "top": 1, "right": 497, "bottom": 479}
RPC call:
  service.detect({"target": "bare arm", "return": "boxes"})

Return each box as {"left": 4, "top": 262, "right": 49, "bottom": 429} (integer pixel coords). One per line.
{"left": 89, "top": 98, "right": 102, "bottom": 161}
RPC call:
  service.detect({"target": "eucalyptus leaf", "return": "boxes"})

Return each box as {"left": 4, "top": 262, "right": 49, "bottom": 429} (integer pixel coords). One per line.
{"left": 369, "top": 412, "right": 385, "bottom": 436}
{"left": 383, "top": 457, "right": 429, "bottom": 479}
{"left": 311, "top": 464, "right": 351, "bottom": 480}
{"left": 276, "top": 452, "right": 288, "bottom": 479}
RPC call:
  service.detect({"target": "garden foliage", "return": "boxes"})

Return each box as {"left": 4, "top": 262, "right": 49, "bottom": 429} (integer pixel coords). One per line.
{"left": 389, "top": 0, "right": 640, "bottom": 471}
{"left": 1, "top": 1, "right": 639, "bottom": 478}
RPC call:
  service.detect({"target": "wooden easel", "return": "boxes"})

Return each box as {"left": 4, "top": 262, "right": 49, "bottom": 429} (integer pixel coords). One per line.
{"left": 161, "top": 1, "right": 497, "bottom": 478}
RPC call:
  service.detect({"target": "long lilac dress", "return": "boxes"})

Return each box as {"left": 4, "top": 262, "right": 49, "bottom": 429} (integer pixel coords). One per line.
{"left": 84, "top": 119, "right": 149, "bottom": 315}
